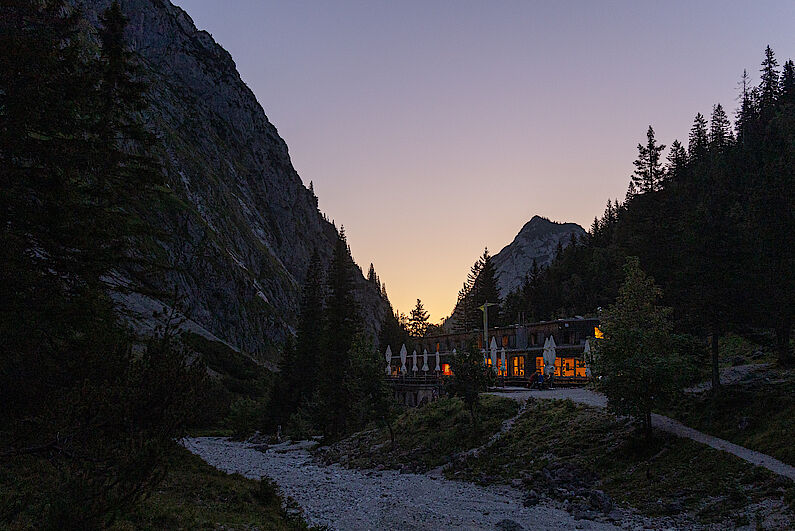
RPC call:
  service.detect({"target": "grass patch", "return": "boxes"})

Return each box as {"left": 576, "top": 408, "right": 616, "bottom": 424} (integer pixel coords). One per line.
{"left": 183, "top": 331, "right": 273, "bottom": 431}
{"left": 112, "top": 445, "right": 307, "bottom": 530}
{"left": 1, "top": 445, "right": 307, "bottom": 530}
{"left": 663, "top": 370, "right": 795, "bottom": 466}
{"left": 320, "top": 395, "right": 518, "bottom": 472}
{"left": 449, "top": 399, "right": 794, "bottom": 525}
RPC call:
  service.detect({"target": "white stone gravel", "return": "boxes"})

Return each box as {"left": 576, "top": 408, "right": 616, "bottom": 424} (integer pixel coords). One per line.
{"left": 183, "top": 437, "right": 621, "bottom": 531}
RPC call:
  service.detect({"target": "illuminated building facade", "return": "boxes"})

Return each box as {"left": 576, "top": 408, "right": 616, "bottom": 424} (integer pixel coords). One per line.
{"left": 389, "top": 317, "right": 599, "bottom": 385}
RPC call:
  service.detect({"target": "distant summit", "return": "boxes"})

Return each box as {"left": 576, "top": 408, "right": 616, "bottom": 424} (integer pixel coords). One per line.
{"left": 492, "top": 216, "right": 585, "bottom": 297}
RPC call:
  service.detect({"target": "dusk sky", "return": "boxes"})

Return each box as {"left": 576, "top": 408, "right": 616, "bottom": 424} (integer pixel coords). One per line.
{"left": 174, "top": 0, "right": 794, "bottom": 321}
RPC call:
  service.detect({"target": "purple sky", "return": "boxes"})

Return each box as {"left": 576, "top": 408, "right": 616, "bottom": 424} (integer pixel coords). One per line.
{"left": 173, "top": 0, "right": 794, "bottom": 320}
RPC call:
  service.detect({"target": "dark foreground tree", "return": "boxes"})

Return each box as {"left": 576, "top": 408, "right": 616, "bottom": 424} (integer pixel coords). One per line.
{"left": 343, "top": 333, "right": 397, "bottom": 439}
{"left": 266, "top": 251, "right": 325, "bottom": 432}
{"left": 314, "top": 228, "right": 361, "bottom": 437}
{"left": 0, "top": 2, "right": 203, "bottom": 526}
{"left": 594, "top": 258, "right": 683, "bottom": 437}
{"left": 446, "top": 341, "right": 491, "bottom": 429}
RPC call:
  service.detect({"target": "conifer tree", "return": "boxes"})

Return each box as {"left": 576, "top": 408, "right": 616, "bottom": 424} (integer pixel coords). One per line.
{"left": 709, "top": 103, "right": 733, "bottom": 151}
{"left": 688, "top": 113, "right": 709, "bottom": 161}
{"left": 665, "top": 139, "right": 688, "bottom": 181}
{"left": 408, "top": 298, "right": 430, "bottom": 337}
{"left": 267, "top": 251, "right": 326, "bottom": 430}
{"left": 781, "top": 60, "right": 795, "bottom": 105}
{"left": 367, "top": 263, "right": 377, "bottom": 284}
{"left": 631, "top": 125, "right": 666, "bottom": 192}
{"left": 625, "top": 180, "right": 637, "bottom": 201}
{"left": 759, "top": 45, "right": 780, "bottom": 110}
{"left": 316, "top": 228, "right": 361, "bottom": 436}
{"left": 735, "top": 70, "right": 758, "bottom": 144}
{"left": 470, "top": 248, "right": 502, "bottom": 327}
{"left": 0, "top": 2, "right": 200, "bottom": 524}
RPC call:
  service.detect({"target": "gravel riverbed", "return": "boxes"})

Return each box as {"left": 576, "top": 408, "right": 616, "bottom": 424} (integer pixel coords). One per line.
{"left": 183, "top": 437, "right": 624, "bottom": 530}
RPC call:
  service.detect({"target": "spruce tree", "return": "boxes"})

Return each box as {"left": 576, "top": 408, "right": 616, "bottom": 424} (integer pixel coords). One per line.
{"left": 688, "top": 113, "right": 709, "bottom": 161}
{"left": 625, "top": 180, "right": 637, "bottom": 201}
{"left": 469, "top": 248, "right": 502, "bottom": 327}
{"left": 759, "top": 45, "right": 780, "bottom": 110}
{"left": 0, "top": 2, "right": 200, "bottom": 525}
{"left": 665, "top": 139, "right": 688, "bottom": 181}
{"left": 408, "top": 298, "right": 430, "bottom": 337}
{"left": 735, "top": 70, "right": 758, "bottom": 144}
{"left": 781, "top": 59, "right": 795, "bottom": 105}
{"left": 709, "top": 103, "right": 733, "bottom": 151}
{"left": 631, "top": 125, "right": 666, "bottom": 192}
{"left": 267, "top": 251, "right": 326, "bottom": 430}
{"left": 317, "top": 228, "right": 360, "bottom": 436}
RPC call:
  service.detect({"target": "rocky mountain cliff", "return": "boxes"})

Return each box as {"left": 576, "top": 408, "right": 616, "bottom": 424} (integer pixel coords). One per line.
{"left": 492, "top": 216, "right": 585, "bottom": 297}
{"left": 76, "top": 0, "right": 384, "bottom": 360}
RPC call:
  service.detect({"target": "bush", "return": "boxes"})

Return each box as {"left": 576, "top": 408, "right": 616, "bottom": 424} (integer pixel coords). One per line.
{"left": 226, "top": 397, "right": 266, "bottom": 440}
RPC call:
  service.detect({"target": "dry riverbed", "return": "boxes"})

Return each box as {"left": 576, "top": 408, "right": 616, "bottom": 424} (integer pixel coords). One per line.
{"left": 183, "top": 437, "right": 641, "bottom": 530}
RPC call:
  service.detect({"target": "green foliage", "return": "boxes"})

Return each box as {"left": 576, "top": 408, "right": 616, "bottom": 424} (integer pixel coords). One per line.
{"left": 408, "top": 298, "right": 430, "bottom": 337}
{"left": 0, "top": 2, "right": 206, "bottom": 525}
{"left": 265, "top": 232, "right": 394, "bottom": 440}
{"left": 341, "top": 333, "right": 394, "bottom": 434}
{"left": 182, "top": 331, "right": 272, "bottom": 429}
{"left": 320, "top": 395, "right": 517, "bottom": 471}
{"left": 226, "top": 398, "right": 267, "bottom": 440}
{"left": 110, "top": 446, "right": 308, "bottom": 529}
{"left": 451, "top": 248, "right": 503, "bottom": 331}
{"left": 445, "top": 342, "right": 492, "bottom": 428}
{"left": 504, "top": 46, "right": 795, "bottom": 372}
{"left": 594, "top": 257, "right": 684, "bottom": 434}
{"left": 663, "top": 371, "right": 795, "bottom": 466}
{"left": 450, "top": 399, "right": 794, "bottom": 524}
{"left": 631, "top": 125, "right": 666, "bottom": 192}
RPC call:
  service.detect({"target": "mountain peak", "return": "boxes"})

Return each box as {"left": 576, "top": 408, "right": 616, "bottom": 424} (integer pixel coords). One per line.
{"left": 492, "top": 216, "right": 585, "bottom": 297}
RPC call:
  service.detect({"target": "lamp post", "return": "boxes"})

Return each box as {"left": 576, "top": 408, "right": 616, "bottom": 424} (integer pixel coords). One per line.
{"left": 478, "top": 301, "right": 498, "bottom": 368}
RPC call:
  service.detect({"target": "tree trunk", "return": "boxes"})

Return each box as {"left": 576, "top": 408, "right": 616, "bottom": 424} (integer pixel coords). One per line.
{"left": 711, "top": 329, "right": 720, "bottom": 394}
{"left": 387, "top": 420, "right": 395, "bottom": 451}
{"left": 776, "top": 315, "right": 793, "bottom": 367}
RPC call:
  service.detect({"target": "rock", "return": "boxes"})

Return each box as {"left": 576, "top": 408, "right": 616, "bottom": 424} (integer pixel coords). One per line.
{"left": 510, "top": 478, "right": 523, "bottom": 489}
{"left": 588, "top": 490, "right": 613, "bottom": 514}
{"left": 491, "top": 216, "right": 586, "bottom": 297}
{"left": 523, "top": 489, "right": 540, "bottom": 506}
{"left": 664, "top": 500, "right": 684, "bottom": 514}
{"left": 75, "top": 0, "right": 386, "bottom": 358}
{"left": 495, "top": 518, "right": 524, "bottom": 530}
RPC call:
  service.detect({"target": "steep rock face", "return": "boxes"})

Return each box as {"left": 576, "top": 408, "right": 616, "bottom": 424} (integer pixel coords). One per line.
{"left": 492, "top": 216, "right": 585, "bottom": 297}
{"left": 77, "top": 0, "right": 383, "bottom": 358}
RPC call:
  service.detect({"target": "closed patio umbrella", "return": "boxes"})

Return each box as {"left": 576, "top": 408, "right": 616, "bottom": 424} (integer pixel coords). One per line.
{"left": 490, "top": 336, "right": 498, "bottom": 373}
{"left": 542, "top": 337, "right": 550, "bottom": 374}
{"left": 435, "top": 347, "right": 441, "bottom": 372}
{"left": 412, "top": 349, "right": 418, "bottom": 373}
{"left": 422, "top": 349, "right": 429, "bottom": 372}
{"left": 385, "top": 345, "right": 393, "bottom": 376}
{"left": 400, "top": 344, "right": 407, "bottom": 374}
{"left": 500, "top": 347, "right": 506, "bottom": 376}
{"left": 545, "top": 336, "right": 557, "bottom": 376}
{"left": 583, "top": 339, "right": 592, "bottom": 377}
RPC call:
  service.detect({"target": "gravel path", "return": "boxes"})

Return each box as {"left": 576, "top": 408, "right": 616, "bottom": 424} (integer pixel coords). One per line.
{"left": 183, "top": 437, "right": 619, "bottom": 530}
{"left": 488, "top": 387, "right": 795, "bottom": 482}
